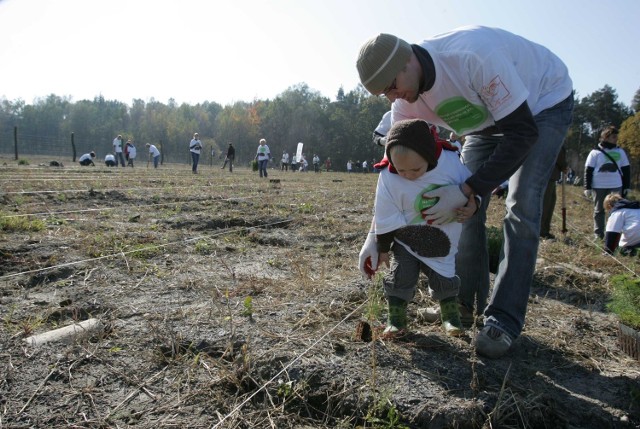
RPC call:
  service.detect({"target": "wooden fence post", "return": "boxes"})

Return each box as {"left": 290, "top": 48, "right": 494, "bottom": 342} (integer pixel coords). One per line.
{"left": 71, "top": 132, "right": 77, "bottom": 162}
{"left": 13, "top": 126, "right": 18, "bottom": 160}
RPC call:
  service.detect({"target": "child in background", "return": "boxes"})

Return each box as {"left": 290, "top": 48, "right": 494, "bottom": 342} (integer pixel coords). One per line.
{"left": 371, "top": 119, "right": 478, "bottom": 337}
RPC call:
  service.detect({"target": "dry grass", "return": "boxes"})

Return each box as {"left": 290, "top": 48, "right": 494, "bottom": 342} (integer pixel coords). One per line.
{"left": 0, "top": 158, "right": 639, "bottom": 428}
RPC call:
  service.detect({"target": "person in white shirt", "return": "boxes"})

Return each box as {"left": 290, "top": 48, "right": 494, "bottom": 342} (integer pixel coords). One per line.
{"left": 126, "top": 141, "right": 137, "bottom": 167}
{"left": 448, "top": 132, "right": 463, "bottom": 153}
{"left": 189, "top": 132, "right": 203, "bottom": 174}
{"left": 356, "top": 25, "right": 573, "bottom": 358}
{"left": 604, "top": 193, "right": 640, "bottom": 256}
{"left": 79, "top": 152, "right": 96, "bottom": 166}
{"left": 373, "top": 111, "right": 392, "bottom": 147}
{"left": 255, "top": 138, "right": 271, "bottom": 177}
{"left": 584, "top": 126, "right": 631, "bottom": 240}
{"left": 113, "top": 135, "right": 125, "bottom": 167}
{"left": 313, "top": 154, "right": 320, "bottom": 172}
{"left": 281, "top": 151, "right": 290, "bottom": 171}
{"left": 146, "top": 143, "right": 161, "bottom": 169}
{"left": 362, "top": 159, "right": 368, "bottom": 173}
{"left": 104, "top": 153, "right": 116, "bottom": 167}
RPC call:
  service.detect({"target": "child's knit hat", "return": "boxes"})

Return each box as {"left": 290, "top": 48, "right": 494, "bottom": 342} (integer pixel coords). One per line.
{"left": 385, "top": 119, "right": 438, "bottom": 171}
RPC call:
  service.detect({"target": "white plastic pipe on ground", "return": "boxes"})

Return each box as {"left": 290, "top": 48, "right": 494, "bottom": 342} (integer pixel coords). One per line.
{"left": 23, "top": 318, "right": 104, "bottom": 346}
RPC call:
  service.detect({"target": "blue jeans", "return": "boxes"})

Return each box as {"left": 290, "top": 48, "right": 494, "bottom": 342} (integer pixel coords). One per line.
{"left": 258, "top": 159, "right": 268, "bottom": 177}
{"left": 153, "top": 155, "right": 160, "bottom": 168}
{"left": 191, "top": 152, "right": 200, "bottom": 173}
{"left": 116, "top": 152, "right": 126, "bottom": 167}
{"left": 456, "top": 94, "right": 574, "bottom": 339}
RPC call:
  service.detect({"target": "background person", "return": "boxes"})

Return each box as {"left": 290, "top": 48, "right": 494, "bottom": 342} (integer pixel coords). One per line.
{"left": 104, "top": 153, "right": 116, "bottom": 167}
{"left": 126, "top": 141, "right": 137, "bottom": 167}
{"left": 113, "top": 134, "right": 125, "bottom": 167}
{"left": 584, "top": 126, "right": 630, "bottom": 240}
{"left": 79, "top": 151, "right": 96, "bottom": 166}
{"left": 448, "top": 132, "right": 463, "bottom": 154}
{"left": 255, "top": 138, "right": 270, "bottom": 178}
{"left": 373, "top": 110, "right": 392, "bottom": 147}
{"left": 356, "top": 26, "right": 574, "bottom": 358}
{"left": 281, "top": 151, "right": 289, "bottom": 171}
{"left": 604, "top": 193, "right": 640, "bottom": 256}
{"left": 189, "top": 132, "right": 203, "bottom": 174}
{"left": 325, "top": 157, "right": 332, "bottom": 172}
{"left": 146, "top": 143, "right": 161, "bottom": 168}
{"left": 222, "top": 143, "right": 235, "bottom": 172}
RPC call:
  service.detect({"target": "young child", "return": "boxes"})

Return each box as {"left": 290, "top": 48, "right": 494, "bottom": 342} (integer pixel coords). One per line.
{"left": 372, "top": 119, "right": 477, "bottom": 337}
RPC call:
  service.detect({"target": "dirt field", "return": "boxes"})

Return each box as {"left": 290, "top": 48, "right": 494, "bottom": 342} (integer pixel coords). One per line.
{"left": 1, "top": 158, "right": 639, "bottom": 428}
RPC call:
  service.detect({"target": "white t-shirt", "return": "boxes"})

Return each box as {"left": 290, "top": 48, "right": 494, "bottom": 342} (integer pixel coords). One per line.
{"left": 79, "top": 153, "right": 93, "bottom": 163}
{"left": 148, "top": 145, "right": 160, "bottom": 157}
{"left": 105, "top": 154, "right": 115, "bottom": 162}
{"left": 113, "top": 137, "right": 123, "bottom": 153}
{"left": 585, "top": 146, "right": 629, "bottom": 189}
{"left": 127, "top": 145, "right": 137, "bottom": 159}
{"left": 190, "top": 138, "right": 202, "bottom": 154}
{"left": 606, "top": 208, "right": 640, "bottom": 247}
{"left": 282, "top": 153, "right": 289, "bottom": 163}
{"left": 374, "top": 150, "right": 471, "bottom": 278}
{"left": 375, "top": 111, "right": 392, "bottom": 136}
{"left": 393, "top": 26, "right": 573, "bottom": 135}
{"left": 256, "top": 144, "right": 270, "bottom": 160}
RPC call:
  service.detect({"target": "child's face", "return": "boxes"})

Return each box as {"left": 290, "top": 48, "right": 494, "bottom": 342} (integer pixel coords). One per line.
{"left": 391, "top": 148, "right": 428, "bottom": 181}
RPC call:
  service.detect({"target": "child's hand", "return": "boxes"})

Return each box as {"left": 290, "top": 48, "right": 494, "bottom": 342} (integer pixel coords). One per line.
{"left": 456, "top": 194, "right": 479, "bottom": 223}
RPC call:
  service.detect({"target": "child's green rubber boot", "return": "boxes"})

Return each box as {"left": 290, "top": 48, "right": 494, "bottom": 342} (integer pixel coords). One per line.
{"left": 440, "top": 296, "right": 463, "bottom": 337}
{"left": 384, "top": 296, "right": 408, "bottom": 336}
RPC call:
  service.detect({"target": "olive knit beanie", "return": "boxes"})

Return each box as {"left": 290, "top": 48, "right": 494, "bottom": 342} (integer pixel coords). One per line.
{"left": 357, "top": 33, "right": 412, "bottom": 95}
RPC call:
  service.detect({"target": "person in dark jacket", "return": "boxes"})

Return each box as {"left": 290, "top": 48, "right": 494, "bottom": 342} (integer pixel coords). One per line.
{"left": 222, "top": 143, "right": 235, "bottom": 172}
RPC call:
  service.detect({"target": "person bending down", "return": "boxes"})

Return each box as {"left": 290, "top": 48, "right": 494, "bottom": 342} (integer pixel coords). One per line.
{"left": 370, "top": 119, "right": 478, "bottom": 337}
{"left": 604, "top": 193, "right": 640, "bottom": 256}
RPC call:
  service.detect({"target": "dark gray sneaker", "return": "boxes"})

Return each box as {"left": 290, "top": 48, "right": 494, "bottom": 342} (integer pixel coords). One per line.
{"left": 474, "top": 326, "right": 513, "bottom": 358}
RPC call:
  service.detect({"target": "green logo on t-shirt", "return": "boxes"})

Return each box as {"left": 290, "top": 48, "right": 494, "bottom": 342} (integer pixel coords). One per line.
{"left": 436, "top": 97, "right": 488, "bottom": 133}
{"left": 411, "top": 184, "right": 441, "bottom": 224}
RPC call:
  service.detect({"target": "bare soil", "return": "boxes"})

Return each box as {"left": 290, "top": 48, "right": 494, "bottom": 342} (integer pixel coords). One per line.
{"left": 1, "top": 160, "right": 639, "bottom": 428}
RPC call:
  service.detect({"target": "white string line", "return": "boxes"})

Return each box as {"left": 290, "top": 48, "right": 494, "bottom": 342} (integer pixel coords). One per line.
{"left": 0, "top": 195, "right": 263, "bottom": 219}
{"left": 210, "top": 298, "right": 369, "bottom": 429}
{"left": 0, "top": 177, "right": 367, "bottom": 196}
{"left": 0, "top": 218, "right": 293, "bottom": 281}
{"left": 1, "top": 183, "right": 248, "bottom": 195}
{"left": 0, "top": 184, "right": 365, "bottom": 219}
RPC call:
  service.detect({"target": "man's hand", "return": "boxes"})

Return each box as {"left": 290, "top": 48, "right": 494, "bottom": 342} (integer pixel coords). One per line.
{"left": 358, "top": 233, "right": 378, "bottom": 278}
{"left": 583, "top": 189, "right": 594, "bottom": 199}
{"left": 423, "top": 184, "right": 469, "bottom": 225}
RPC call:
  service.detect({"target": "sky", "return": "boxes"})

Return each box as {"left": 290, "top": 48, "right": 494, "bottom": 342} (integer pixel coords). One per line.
{"left": 1, "top": 0, "right": 639, "bottom": 108}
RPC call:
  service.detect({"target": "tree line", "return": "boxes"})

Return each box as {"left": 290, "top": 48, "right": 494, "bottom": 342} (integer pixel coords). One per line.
{"left": 1, "top": 83, "right": 639, "bottom": 180}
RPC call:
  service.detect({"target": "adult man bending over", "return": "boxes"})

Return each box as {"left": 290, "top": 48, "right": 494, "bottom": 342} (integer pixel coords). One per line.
{"left": 356, "top": 26, "right": 574, "bottom": 358}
